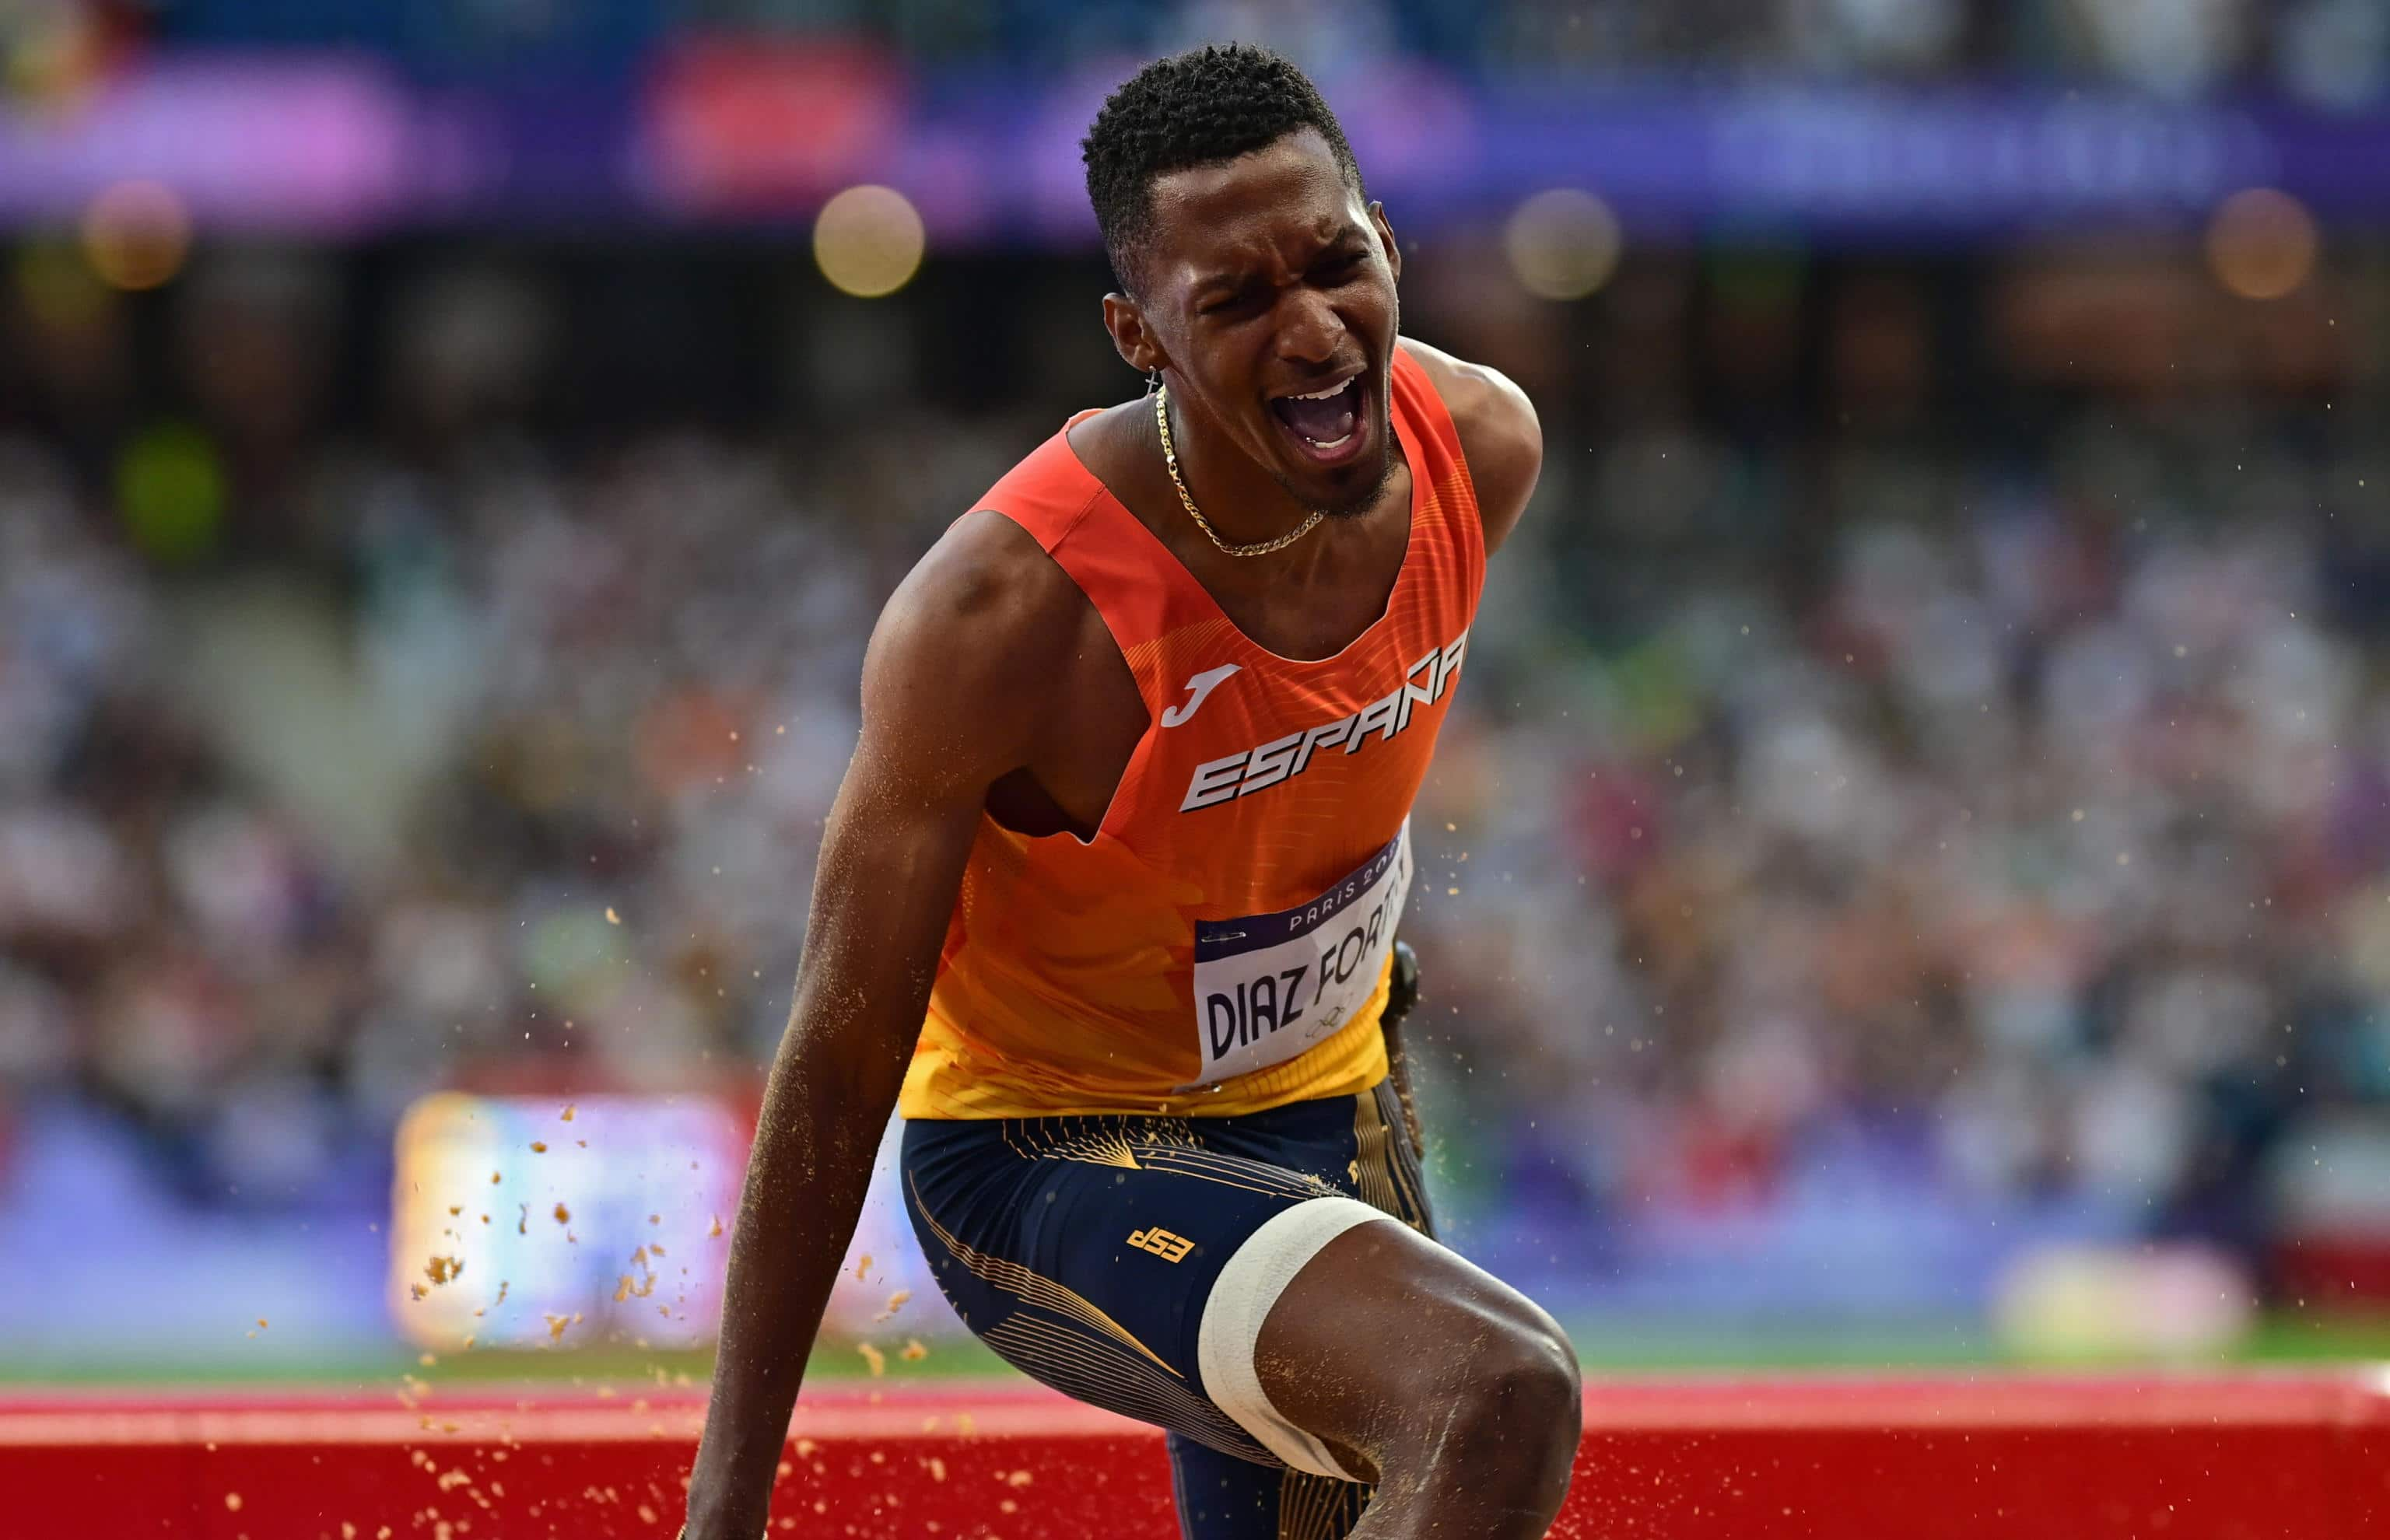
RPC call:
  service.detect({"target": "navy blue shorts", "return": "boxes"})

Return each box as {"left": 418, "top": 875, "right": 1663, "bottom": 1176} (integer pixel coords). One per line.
{"left": 899, "top": 1079, "right": 1433, "bottom": 1540}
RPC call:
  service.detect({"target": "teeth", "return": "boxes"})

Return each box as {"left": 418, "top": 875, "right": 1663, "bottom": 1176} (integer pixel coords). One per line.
{"left": 1284, "top": 377, "right": 1358, "bottom": 401}
{"left": 1302, "top": 430, "right": 1354, "bottom": 448}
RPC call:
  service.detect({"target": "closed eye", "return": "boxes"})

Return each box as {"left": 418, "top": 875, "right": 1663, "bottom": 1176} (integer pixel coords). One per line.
{"left": 1198, "top": 251, "right": 1365, "bottom": 317}
{"left": 1199, "top": 286, "right": 1267, "bottom": 319}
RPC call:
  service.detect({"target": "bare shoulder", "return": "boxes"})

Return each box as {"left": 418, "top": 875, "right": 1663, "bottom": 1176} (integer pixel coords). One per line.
{"left": 861, "top": 508, "right": 1090, "bottom": 794}
{"left": 1397, "top": 336, "right": 1543, "bottom": 557}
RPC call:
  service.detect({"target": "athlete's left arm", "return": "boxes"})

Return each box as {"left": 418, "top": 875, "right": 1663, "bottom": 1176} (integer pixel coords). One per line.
{"left": 1396, "top": 336, "right": 1543, "bottom": 558}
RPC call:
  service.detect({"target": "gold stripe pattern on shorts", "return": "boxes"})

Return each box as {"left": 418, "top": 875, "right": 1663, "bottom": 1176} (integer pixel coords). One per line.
{"left": 906, "top": 1168, "right": 1180, "bottom": 1377}
{"left": 1276, "top": 1464, "right": 1371, "bottom": 1540}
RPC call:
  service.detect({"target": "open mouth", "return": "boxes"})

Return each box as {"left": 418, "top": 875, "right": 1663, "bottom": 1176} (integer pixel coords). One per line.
{"left": 1268, "top": 373, "right": 1368, "bottom": 464}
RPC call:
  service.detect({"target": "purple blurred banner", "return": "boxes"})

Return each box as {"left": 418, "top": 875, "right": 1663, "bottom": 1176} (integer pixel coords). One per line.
{"left": 0, "top": 58, "right": 433, "bottom": 232}
{"left": 6, "top": 49, "right": 2389, "bottom": 239}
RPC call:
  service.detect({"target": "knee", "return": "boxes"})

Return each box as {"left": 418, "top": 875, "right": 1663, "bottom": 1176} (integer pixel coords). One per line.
{"left": 1479, "top": 1316, "right": 1582, "bottom": 1438}
{"left": 1438, "top": 1311, "right": 1582, "bottom": 1475}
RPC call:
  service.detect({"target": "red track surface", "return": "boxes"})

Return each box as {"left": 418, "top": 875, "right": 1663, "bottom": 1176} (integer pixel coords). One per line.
{"left": 8, "top": 1370, "right": 2388, "bottom": 1538}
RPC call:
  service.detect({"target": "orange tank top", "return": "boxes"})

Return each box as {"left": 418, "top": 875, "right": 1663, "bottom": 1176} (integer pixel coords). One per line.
{"left": 899, "top": 347, "right": 1484, "bottom": 1119}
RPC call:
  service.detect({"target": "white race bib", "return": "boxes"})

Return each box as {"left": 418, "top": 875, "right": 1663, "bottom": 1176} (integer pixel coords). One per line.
{"left": 1186, "top": 822, "right": 1413, "bottom": 1087}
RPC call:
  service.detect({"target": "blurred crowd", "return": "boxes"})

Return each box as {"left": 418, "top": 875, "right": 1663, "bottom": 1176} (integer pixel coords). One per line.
{"left": 2, "top": 233, "right": 2385, "bottom": 1321}
{"left": 1418, "top": 426, "right": 2390, "bottom": 1266}
{"left": 0, "top": 306, "right": 924, "bottom": 1218}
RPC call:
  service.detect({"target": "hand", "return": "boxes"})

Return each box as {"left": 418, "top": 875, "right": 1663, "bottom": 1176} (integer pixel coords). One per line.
{"left": 1382, "top": 940, "right": 1427, "bottom": 1153}
{"left": 1386, "top": 939, "right": 1421, "bottom": 1025}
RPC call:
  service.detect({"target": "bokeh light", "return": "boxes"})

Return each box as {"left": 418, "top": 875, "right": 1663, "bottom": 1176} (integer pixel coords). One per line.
{"left": 5, "top": 3, "right": 110, "bottom": 104}
{"left": 80, "top": 179, "right": 191, "bottom": 291}
{"left": 2206, "top": 187, "right": 2318, "bottom": 301}
{"left": 813, "top": 184, "right": 926, "bottom": 299}
{"left": 14, "top": 242, "right": 112, "bottom": 331}
{"left": 114, "top": 422, "right": 225, "bottom": 564}
{"left": 1503, "top": 187, "right": 1621, "bottom": 302}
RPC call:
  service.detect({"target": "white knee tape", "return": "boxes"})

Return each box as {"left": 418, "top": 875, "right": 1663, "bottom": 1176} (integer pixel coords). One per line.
{"left": 1196, "top": 1195, "right": 1393, "bottom": 1481}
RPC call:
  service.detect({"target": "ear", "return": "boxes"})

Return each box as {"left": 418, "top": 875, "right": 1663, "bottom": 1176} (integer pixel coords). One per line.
{"left": 1102, "top": 292, "right": 1170, "bottom": 379}
{"left": 1369, "top": 201, "right": 1402, "bottom": 285}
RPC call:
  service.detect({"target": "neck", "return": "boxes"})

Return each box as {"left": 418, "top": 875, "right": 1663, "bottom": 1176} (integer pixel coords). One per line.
{"left": 1155, "top": 387, "right": 1323, "bottom": 550}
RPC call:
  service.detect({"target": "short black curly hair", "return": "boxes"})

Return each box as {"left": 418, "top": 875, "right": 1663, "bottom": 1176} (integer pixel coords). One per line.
{"left": 1082, "top": 44, "right": 1365, "bottom": 295}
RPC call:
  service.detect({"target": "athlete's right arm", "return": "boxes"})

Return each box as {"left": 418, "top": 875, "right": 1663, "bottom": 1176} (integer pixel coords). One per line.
{"left": 682, "top": 512, "right": 1075, "bottom": 1540}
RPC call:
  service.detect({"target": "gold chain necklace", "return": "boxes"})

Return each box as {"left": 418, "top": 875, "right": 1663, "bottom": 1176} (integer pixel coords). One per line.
{"left": 1153, "top": 384, "right": 1324, "bottom": 558}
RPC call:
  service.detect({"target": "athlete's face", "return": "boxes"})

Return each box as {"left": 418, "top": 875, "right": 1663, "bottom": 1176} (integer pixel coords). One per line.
{"left": 1119, "top": 129, "right": 1401, "bottom": 518}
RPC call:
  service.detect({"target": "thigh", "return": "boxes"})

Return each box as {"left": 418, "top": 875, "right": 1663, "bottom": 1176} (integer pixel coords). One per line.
{"left": 900, "top": 1091, "right": 1437, "bottom": 1538}
{"left": 1249, "top": 1216, "right": 1579, "bottom": 1504}
{"left": 899, "top": 1111, "right": 1336, "bottom": 1467}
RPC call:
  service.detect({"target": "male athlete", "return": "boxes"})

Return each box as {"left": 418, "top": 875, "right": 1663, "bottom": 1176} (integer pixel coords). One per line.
{"left": 684, "top": 44, "right": 1573, "bottom": 1540}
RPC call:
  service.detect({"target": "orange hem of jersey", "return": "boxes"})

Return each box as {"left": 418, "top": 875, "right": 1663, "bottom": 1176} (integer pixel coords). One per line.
{"left": 898, "top": 1007, "right": 1393, "bottom": 1121}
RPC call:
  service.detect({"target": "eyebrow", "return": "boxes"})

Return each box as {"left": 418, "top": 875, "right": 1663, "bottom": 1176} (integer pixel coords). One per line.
{"left": 1191, "top": 225, "right": 1371, "bottom": 296}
